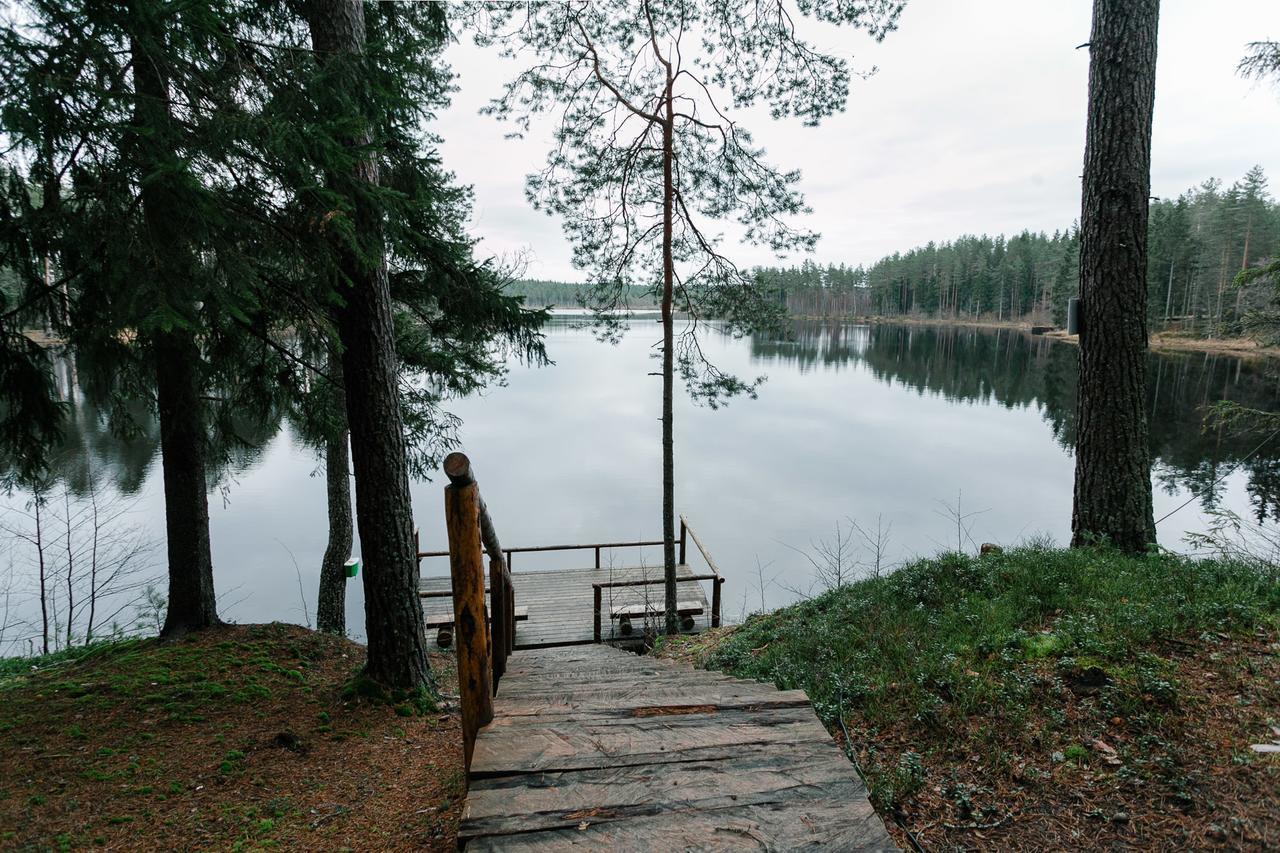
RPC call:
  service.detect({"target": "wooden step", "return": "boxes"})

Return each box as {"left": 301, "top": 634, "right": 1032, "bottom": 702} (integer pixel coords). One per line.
{"left": 459, "top": 645, "right": 896, "bottom": 850}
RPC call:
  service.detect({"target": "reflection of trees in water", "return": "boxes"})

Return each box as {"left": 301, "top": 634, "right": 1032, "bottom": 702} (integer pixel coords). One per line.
{"left": 750, "top": 322, "right": 1280, "bottom": 522}
{"left": 22, "top": 348, "right": 281, "bottom": 497}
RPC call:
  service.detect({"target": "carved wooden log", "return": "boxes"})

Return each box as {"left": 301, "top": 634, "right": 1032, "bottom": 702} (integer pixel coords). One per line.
{"left": 444, "top": 478, "right": 492, "bottom": 774}
{"left": 446, "top": 451, "right": 511, "bottom": 687}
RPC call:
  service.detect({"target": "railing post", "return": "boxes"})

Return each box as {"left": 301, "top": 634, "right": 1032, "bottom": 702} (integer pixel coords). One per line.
{"left": 594, "top": 545, "right": 601, "bottom": 570}
{"left": 712, "top": 576, "right": 724, "bottom": 628}
{"left": 506, "top": 581, "right": 515, "bottom": 655}
{"left": 489, "top": 555, "right": 507, "bottom": 689}
{"left": 593, "top": 584, "right": 602, "bottom": 643}
{"left": 679, "top": 517, "right": 687, "bottom": 565}
{"left": 443, "top": 453, "right": 493, "bottom": 775}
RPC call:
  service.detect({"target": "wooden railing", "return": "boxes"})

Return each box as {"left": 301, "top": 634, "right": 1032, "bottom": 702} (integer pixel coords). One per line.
{"left": 591, "top": 516, "right": 724, "bottom": 642}
{"left": 440, "top": 452, "right": 512, "bottom": 774}
{"left": 418, "top": 538, "right": 667, "bottom": 574}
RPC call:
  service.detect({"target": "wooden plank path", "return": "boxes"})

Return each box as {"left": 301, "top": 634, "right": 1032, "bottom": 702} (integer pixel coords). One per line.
{"left": 458, "top": 645, "right": 896, "bottom": 851}
{"left": 420, "top": 565, "right": 711, "bottom": 649}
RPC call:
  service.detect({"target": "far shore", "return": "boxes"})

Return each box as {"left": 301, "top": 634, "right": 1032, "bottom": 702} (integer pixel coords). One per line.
{"left": 789, "top": 312, "right": 1280, "bottom": 359}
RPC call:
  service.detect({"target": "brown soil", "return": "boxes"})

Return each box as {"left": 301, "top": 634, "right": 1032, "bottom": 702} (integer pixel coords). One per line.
{"left": 0, "top": 623, "right": 465, "bottom": 851}
{"left": 657, "top": 626, "right": 1280, "bottom": 851}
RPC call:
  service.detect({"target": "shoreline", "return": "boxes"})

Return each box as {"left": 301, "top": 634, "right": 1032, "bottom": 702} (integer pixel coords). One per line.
{"left": 789, "top": 313, "right": 1280, "bottom": 359}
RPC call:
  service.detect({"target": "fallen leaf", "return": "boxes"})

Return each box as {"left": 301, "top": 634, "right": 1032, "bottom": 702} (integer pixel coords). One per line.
{"left": 1091, "top": 739, "right": 1122, "bottom": 765}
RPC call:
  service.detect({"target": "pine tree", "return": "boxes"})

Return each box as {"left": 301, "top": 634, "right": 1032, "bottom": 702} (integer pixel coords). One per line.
{"left": 474, "top": 0, "right": 903, "bottom": 633}
{"left": 1070, "top": 0, "right": 1160, "bottom": 553}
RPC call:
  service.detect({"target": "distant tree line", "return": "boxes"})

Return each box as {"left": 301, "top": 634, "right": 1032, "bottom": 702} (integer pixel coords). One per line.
{"left": 754, "top": 166, "right": 1279, "bottom": 337}
{"left": 505, "top": 280, "right": 658, "bottom": 309}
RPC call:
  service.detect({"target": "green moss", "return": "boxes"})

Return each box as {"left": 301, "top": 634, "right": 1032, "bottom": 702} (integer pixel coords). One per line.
{"left": 702, "top": 546, "right": 1279, "bottom": 732}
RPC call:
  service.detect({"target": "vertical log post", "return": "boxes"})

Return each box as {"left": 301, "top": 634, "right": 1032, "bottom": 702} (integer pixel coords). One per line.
{"left": 488, "top": 556, "right": 507, "bottom": 689}
{"left": 593, "top": 585, "right": 602, "bottom": 643}
{"left": 443, "top": 453, "right": 492, "bottom": 774}
{"left": 594, "top": 545, "right": 601, "bottom": 570}
{"left": 712, "top": 576, "right": 724, "bottom": 628}
{"left": 506, "top": 581, "right": 515, "bottom": 655}
{"left": 679, "top": 517, "right": 687, "bottom": 565}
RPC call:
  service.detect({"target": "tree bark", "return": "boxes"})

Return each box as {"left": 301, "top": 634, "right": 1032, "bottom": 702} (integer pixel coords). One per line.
{"left": 128, "top": 19, "right": 220, "bottom": 636}
{"left": 1071, "top": 0, "right": 1159, "bottom": 553}
{"left": 305, "top": 0, "right": 433, "bottom": 691}
{"left": 316, "top": 417, "right": 351, "bottom": 633}
{"left": 154, "top": 329, "right": 219, "bottom": 634}
{"left": 661, "top": 61, "right": 678, "bottom": 637}
{"left": 317, "top": 348, "right": 351, "bottom": 636}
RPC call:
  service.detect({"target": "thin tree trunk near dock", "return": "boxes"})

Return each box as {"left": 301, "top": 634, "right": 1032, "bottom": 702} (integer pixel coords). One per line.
{"left": 305, "top": 0, "right": 433, "bottom": 692}
{"left": 316, "top": 429, "right": 351, "bottom": 635}
{"left": 1071, "top": 0, "right": 1159, "bottom": 554}
{"left": 661, "top": 62, "right": 678, "bottom": 638}
{"left": 317, "top": 353, "right": 351, "bottom": 635}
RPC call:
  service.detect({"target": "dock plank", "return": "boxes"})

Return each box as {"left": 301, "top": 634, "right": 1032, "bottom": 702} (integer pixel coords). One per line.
{"left": 459, "top": 645, "right": 895, "bottom": 850}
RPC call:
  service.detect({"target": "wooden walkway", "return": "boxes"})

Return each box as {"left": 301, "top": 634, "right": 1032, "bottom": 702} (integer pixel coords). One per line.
{"left": 420, "top": 565, "right": 712, "bottom": 649}
{"left": 458, "top": 645, "right": 895, "bottom": 850}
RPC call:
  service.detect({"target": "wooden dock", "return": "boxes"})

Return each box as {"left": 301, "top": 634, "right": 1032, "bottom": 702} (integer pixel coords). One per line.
{"left": 458, "top": 644, "right": 895, "bottom": 850}
{"left": 419, "top": 564, "right": 712, "bottom": 649}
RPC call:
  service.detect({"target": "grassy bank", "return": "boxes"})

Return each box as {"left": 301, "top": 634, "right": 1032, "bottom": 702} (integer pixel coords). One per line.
{"left": 0, "top": 623, "right": 464, "bottom": 851}
{"left": 658, "top": 546, "right": 1280, "bottom": 849}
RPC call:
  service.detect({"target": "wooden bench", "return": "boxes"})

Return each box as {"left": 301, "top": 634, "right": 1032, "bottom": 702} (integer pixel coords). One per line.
{"left": 610, "top": 600, "right": 703, "bottom": 635}
{"left": 429, "top": 606, "right": 528, "bottom": 649}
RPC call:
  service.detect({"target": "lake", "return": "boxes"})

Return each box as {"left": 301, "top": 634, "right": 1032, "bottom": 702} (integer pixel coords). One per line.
{"left": 4, "top": 319, "right": 1279, "bottom": 653}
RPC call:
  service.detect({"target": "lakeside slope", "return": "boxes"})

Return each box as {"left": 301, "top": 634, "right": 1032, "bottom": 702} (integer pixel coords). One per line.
{"left": 658, "top": 546, "right": 1280, "bottom": 850}
{"left": 0, "top": 624, "right": 465, "bottom": 851}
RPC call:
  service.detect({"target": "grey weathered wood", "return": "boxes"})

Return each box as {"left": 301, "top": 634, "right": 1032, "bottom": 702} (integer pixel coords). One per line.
{"left": 424, "top": 605, "right": 528, "bottom": 630}
{"left": 421, "top": 564, "right": 711, "bottom": 649}
{"left": 464, "top": 799, "right": 891, "bottom": 851}
{"left": 458, "top": 645, "right": 895, "bottom": 850}
{"left": 610, "top": 599, "right": 702, "bottom": 619}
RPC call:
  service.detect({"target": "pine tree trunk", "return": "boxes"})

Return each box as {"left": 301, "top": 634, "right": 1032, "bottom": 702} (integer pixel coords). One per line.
{"left": 1071, "top": 0, "right": 1159, "bottom": 554}
{"left": 661, "top": 65, "right": 678, "bottom": 637}
{"left": 127, "top": 23, "right": 220, "bottom": 636}
{"left": 317, "top": 351, "right": 351, "bottom": 636}
{"left": 305, "top": 0, "right": 432, "bottom": 692}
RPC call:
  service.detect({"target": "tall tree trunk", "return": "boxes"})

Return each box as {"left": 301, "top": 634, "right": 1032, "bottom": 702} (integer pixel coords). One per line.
{"left": 154, "top": 330, "right": 219, "bottom": 634}
{"left": 1070, "top": 0, "right": 1159, "bottom": 554}
{"left": 128, "top": 22, "right": 220, "bottom": 636}
{"left": 661, "top": 63, "right": 678, "bottom": 637}
{"left": 305, "top": 0, "right": 432, "bottom": 692}
{"left": 317, "top": 352, "right": 351, "bottom": 636}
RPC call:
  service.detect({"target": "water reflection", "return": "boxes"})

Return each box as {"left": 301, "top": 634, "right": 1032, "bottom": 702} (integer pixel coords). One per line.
{"left": 3, "top": 321, "right": 1278, "bottom": 653}
{"left": 750, "top": 322, "right": 1280, "bottom": 523}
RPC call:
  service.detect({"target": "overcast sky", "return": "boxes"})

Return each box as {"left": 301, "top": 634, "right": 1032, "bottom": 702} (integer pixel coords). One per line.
{"left": 436, "top": 0, "right": 1280, "bottom": 282}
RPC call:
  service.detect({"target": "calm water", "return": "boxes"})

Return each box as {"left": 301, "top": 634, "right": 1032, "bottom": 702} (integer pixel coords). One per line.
{"left": 4, "top": 320, "right": 1279, "bottom": 652}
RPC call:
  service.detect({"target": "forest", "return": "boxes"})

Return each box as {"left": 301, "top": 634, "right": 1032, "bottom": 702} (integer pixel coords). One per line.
{"left": 511, "top": 166, "right": 1280, "bottom": 336}
{"left": 752, "top": 166, "right": 1280, "bottom": 334}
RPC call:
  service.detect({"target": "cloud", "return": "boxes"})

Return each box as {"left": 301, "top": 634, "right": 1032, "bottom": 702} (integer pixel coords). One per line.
{"left": 437, "top": 0, "right": 1280, "bottom": 281}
